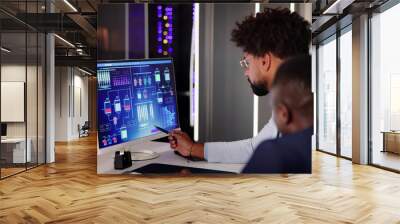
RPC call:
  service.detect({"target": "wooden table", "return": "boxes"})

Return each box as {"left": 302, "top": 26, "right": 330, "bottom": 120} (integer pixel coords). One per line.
{"left": 381, "top": 131, "right": 400, "bottom": 154}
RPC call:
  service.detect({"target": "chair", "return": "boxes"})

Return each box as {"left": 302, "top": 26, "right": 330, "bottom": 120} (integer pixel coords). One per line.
{"left": 78, "top": 121, "right": 90, "bottom": 138}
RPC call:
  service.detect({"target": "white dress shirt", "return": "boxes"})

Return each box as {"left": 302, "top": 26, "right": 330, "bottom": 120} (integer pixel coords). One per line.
{"left": 204, "top": 117, "right": 279, "bottom": 163}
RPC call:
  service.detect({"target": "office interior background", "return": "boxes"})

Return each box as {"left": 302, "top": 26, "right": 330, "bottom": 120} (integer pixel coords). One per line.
{"left": 0, "top": 0, "right": 400, "bottom": 222}
{"left": 313, "top": 0, "right": 400, "bottom": 172}
{"left": 1, "top": 0, "right": 399, "bottom": 177}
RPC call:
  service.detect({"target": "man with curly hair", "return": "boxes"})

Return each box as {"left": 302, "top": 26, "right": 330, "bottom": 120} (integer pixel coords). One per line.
{"left": 169, "top": 8, "right": 311, "bottom": 163}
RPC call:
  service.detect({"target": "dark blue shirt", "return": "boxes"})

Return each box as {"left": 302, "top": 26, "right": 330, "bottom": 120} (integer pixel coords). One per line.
{"left": 242, "top": 127, "right": 313, "bottom": 174}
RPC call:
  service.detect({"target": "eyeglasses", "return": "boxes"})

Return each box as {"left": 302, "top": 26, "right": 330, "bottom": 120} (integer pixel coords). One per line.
{"left": 239, "top": 57, "right": 249, "bottom": 69}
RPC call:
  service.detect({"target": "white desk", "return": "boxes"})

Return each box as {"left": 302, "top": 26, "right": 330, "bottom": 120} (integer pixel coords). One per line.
{"left": 97, "top": 141, "right": 245, "bottom": 174}
{"left": 1, "top": 138, "right": 31, "bottom": 163}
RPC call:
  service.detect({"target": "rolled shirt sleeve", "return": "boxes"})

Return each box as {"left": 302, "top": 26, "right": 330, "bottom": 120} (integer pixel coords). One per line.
{"left": 204, "top": 117, "right": 278, "bottom": 163}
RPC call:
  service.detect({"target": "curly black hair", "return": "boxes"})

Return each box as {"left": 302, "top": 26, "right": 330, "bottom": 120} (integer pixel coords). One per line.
{"left": 231, "top": 8, "right": 311, "bottom": 59}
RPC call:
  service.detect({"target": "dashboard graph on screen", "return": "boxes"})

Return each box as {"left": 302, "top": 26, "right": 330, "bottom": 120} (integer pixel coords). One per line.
{"left": 97, "top": 58, "right": 179, "bottom": 149}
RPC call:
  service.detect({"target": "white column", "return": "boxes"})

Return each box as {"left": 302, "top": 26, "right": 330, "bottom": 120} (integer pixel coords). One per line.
{"left": 46, "top": 32, "right": 55, "bottom": 163}
{"left": 352, "top": 14, "right": 369, "bottom": 164}
{"left": 46, "top": 0, "right": 55, "bottom": 163}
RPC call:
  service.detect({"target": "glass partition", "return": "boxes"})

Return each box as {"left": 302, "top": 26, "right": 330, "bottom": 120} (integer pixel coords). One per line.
{"left": 1, "top": 30, "right": 28, "bottom": 178}
{"left": 0, "top": 1, "right": 46, "bottom": 179}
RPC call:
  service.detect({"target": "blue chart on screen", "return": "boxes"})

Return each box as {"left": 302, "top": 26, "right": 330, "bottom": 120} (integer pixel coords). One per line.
{"left": 97, "top": 58, "right": 179, "bottom": 149}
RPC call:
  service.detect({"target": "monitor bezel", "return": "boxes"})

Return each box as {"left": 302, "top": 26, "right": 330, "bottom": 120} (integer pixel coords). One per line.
{"left": 96, "top": 57, "right": 181, "bottom": 151}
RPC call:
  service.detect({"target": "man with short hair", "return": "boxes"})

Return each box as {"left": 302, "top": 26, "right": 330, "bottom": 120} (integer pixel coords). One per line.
{"left": 169, "top": 8, "right": 311, "bottom": 163}
{"left": 242, "top": 54, "right": 313, "bottom": 173}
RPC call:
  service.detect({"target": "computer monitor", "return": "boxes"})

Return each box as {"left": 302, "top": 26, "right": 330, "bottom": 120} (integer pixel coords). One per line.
{"left": 97, "top": 58, "right": 180, "bottom": 149}
{"left": 1, "top": 123, "right": 7, "bottom": 138}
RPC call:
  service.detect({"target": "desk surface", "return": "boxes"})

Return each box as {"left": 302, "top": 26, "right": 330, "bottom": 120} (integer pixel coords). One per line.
{"left": 97, "top": 141, "right": 245, "bottom": 174}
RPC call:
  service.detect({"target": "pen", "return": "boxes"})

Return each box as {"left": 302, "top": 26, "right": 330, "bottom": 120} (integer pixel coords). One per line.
{"left": 154, "top": 125, "right": 170, "bottom": 134}
{"left": 155, "top": 126, "right": 191, "bottom": 163}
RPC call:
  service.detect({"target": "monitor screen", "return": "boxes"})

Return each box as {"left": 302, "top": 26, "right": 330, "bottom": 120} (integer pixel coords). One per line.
{"left": 97, "top": 58, "right": 179, "bottom": 149}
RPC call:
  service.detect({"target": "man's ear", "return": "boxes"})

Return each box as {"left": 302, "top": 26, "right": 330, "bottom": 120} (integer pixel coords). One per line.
{"left": 261, "top": 52, "right": 271, "bottom": 71}
{"left": 276, "top": 103, "right": 290, "bottom": 125}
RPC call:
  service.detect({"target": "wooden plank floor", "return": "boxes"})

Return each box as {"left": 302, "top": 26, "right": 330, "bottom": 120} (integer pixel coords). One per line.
{"left": 1, "top": 167, "right": 26, "bottom": 178}
{"left": 1, "top": 134, "right": 400, "bottom": 223}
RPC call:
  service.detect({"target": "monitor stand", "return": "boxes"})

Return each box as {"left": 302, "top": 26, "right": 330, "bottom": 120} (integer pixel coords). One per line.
{"left": 122, "top": 137, "right": 167, "bottom": 162}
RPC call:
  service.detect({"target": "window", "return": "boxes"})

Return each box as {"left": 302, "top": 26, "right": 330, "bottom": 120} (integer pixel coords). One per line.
{"left": 317, "top": 36, "right": 337, "bottom": 154}
{"left": 339, "top": 27, "right": 352, "bottom": 158}
{"left": 370, "top": 2, "right": 400, "bottom": 171}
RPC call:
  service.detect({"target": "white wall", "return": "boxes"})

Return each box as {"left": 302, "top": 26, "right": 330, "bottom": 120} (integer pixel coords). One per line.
{"left": 72, "top": 72, "right": 89, "bottom": 138}
{"left": 55, "top": 67, "right": 89, "bottom": 141}
{"left": 1, "top": 65, "right": 26, "bottom": 139}
{"left": 1, "top": 65, "right": 40, "bottom": 137}
{"left": 55, "top": 67, "right": 68, "bottom": 141}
